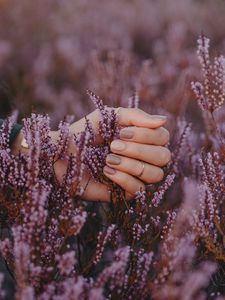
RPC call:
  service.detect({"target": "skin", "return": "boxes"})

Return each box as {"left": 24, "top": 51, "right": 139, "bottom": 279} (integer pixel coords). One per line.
{"left": 12, "top": 107, "right": 171, "bottom": 202}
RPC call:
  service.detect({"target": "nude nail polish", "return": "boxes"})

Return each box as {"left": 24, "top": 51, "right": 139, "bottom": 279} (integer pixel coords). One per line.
{"left": 106, "top": 154, "right": 121, "bottom": 165}
{"left": 120, "top": 128, "right": 134, "bottom": 139}
{"left": 104, "top": 166, "right": 116, "bottom": 175}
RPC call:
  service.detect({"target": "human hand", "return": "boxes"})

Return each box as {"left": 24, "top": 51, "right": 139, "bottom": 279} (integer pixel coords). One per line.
{"left": 14, "top": 108, "right": 170, "bottom": 202}
{"left": 66, "top": 107, "right": 171, "bottom": 202}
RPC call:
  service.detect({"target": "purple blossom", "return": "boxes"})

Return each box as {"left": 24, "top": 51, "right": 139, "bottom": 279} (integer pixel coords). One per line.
{"left": 95, "top": 246, "right": 130, "bottom": 290}
{"left": 93, "top": 224, "right": 117, "bottom": 265}
{"left": 57, "top": 251, "right": 76, "bottom": 276}
{"left": 192, "top": 35, "right": 225, "bottom": 112}
{"left": 151, "top": 174, "right": 176, "bottom": 207}
{"left": 0, "top": 28, "right": 224, "bottom": 299}
{"left": 87, "top": 90, "right": 120, "bottom": 143}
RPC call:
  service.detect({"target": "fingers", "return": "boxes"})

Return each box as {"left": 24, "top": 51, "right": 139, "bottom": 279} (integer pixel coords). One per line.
{"left": 69, "top": 108, "right": 167, "bottom": 147}
{"left": 106, "top": 154, "right": 164, "bottom": 183}
{"left": 110, "top": 140, "right": 171, "bottom": 167}
{"left": 103, "top": 166, "right": 145, "bottom": 195}
{"left": 119, "top": 126, "right": 170, "bottom": 146}
{"left": 116, "top": 107, "right": 167, "bottom": 129}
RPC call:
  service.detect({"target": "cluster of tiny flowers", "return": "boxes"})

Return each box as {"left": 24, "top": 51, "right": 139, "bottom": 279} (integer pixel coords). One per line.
{"left": 151, "top": 174, "right": 175, "bottom": 207}
{"left": 93, "top": 224, "right": 117, "bottom": 265}
{"left": 95, "top": 246, "right": 130, "bottom": 290}
{"left": 74, "top": 126, "right": 92, "bottom": 192}
{"left": 56, "top": 251, "right": 76, "bottom": 276}
{"left": 132, "top": 223, "right": 149, "bottom": 241}
{"left": 191, "top": 34, "right": 225, "bottom": 112}
{"left": 84, "top": 145, "right": 109, "bottom": 182}
{"left": 0, "top": 113, "right": 91, "bottom": 298}
{"left": 73, "top": 90, "right": 121, "bottom": 184}
{"left": 87, "top": 90, "right": 120, "bottom": 143}
{"left": 56, "top": 119, "right": 71, "bottom": 160}
{"left": 125, "top": 250, "right": 153, "bottom": 300}
{"left": 172, "top": 121, "right": 192, "bottom": 173}
{"left": 0, "top": 34, "right": 225, "bottom": 299}
{"left": 128, "top": 92, "right": 139, "bottom": 108}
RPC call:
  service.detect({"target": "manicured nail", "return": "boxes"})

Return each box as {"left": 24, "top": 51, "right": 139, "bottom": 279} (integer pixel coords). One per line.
{"left": 120, "top": 128, "right": 134, "bottom": 139}
{"left": 104, "top": 166, "right": 116, "bottom": 175}
{"left": 151, "top": 115, "right": 167, "bottom": 120}
{"left": 111, "top": 140, "right": 126, "bottom": 151}
{"left": 106, "top": 154, "right": 121, "bottom": 165}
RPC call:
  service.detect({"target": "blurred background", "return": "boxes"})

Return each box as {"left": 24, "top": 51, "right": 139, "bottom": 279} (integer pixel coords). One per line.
{"left": 0, "top": 1, "right": 225, "bottom": 298}
{"left": 0, "top": 0, "right": 224, "bottom": 128}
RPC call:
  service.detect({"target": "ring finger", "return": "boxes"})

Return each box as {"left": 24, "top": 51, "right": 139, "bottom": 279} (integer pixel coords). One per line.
{"left": 103, "top": 166, "right": 145, "bottom": 195}
{"left": 106, "top": 154, "right": 164, "bottom": 183}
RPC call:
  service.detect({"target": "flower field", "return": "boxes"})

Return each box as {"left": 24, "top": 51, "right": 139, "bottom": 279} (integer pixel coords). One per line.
{"left": 0, "top": 1, "right": 225, "bottom": 299}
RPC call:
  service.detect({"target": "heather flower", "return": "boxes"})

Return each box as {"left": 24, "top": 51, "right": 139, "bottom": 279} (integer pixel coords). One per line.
{"left": 128, "top": 91, "right": 139, "bottom": 108}
{"left": 57, "top": 251, "right": 76, "bottom": 276}
{"left": 55, "top": 119, "right": 71, "bottom": 160}
{"left": 74, "top": 124, "right": 92, "bottom": 192}
{"left": 93, "top": 224, "right": 116, "bottom": 265}
{"left": 87, "top": 90, "right": 120, "bottom": 143}
{"left": 51, "top": 276, "right": 89, "bottom": 300}
{"left": 95, "top": 246, "right": 130, "bottom": 290}
{"left": 0, "top": 112, "right": 18, "bottom": 149}
{"left": 126, "top": 250, "right": 153, "bottom": 299}
{"left": 88, "top": 288, "right": 105, "bottom": 300}
{"left": 83, "top": 144, "right": 109, "bottom": 183}
{"left": 172, "top": 120, "right": 192, "bottom": 173}
{"left": 151, "top": 174, "right": 175, "bottom": 207}
{"left": 192, "top": 35, "right": 225, "bottom": 112}
{"left": 0, "top": 15, "right": 225, "bottom": 299}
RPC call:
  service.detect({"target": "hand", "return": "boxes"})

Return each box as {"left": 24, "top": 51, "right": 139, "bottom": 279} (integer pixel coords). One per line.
{"left": 14, "top": 108, "right": 171, "bottom": 202}
{"left": 67, "top": 107, "right": 171, "bottom": 202}
{"left": 103, "top": 108, "right": 171, "bottom": 200}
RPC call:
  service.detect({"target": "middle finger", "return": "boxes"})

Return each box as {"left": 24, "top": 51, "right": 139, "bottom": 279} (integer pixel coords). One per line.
{"left": 106, "top": 154, "right": 164, "bottom": 183}
{"left": 119, "top": 126, "right": 170, "bottom": 146}
{"left": 110, "top": 140, "right": 171, "bottom": 167}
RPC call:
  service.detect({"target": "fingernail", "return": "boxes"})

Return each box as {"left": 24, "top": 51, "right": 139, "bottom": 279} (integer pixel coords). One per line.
{"left": 106, "top": 154, "right": 121, "bottom": 165}
{"left": 111, "top": 140, "right": 126, "bottom": 151}
{"left": 120, "top": 128, "right": 134, "bottom": 139}
{"left": 151, "top": 115, "right": 167, "bottom": 120}
{"left": 104, "top": 166, "right": 116, "bottom": 175}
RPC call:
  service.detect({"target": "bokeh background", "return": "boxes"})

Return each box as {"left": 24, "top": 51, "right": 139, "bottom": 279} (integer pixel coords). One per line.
{"left": 0, "top": 0, "right": 225, "bottom": 128}
{"left": 0, "top": 1, "right": 225, "bottom": 299}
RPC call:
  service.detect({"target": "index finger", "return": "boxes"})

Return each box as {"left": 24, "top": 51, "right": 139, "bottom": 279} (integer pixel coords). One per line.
{"left": 115, "top": 107, "right": 167, "bottom": 129}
